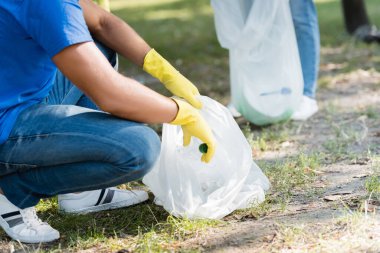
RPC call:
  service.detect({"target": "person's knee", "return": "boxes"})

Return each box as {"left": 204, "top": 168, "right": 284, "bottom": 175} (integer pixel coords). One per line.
{"left": 135, "top": 127, "right": 161, "bottom": 177}
{"left": 117, "top": 126, "right": 161, "bottom": 179}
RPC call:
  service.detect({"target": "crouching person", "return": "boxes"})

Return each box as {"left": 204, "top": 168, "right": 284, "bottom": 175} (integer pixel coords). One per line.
{"left": 0, "top": 0, "right": 215, "bottom": 243}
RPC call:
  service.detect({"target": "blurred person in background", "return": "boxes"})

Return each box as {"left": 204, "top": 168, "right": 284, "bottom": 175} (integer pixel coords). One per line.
{"left": 228, "top": 0, "right": 320, "bottom": 121}
{"left": 341, "top": 0, "right": 380, "bottom": 43}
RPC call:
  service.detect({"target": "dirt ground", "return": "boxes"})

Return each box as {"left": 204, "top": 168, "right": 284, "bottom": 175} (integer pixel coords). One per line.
{"left": 172, "top": 47, "right": 380, "bottom": 252}
{"left": 82, "top": 43, "right": 379, "bottom": 253}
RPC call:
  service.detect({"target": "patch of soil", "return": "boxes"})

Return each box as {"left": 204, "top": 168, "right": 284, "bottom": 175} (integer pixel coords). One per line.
{"left": 179, "top": 66, "right": 380, "bottom": 251}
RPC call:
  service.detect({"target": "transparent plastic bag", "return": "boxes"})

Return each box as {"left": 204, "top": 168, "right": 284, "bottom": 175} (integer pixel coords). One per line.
{"left": 143, "top": 96, "right": 270, "bottom": 219}
{"left": 212, "top": 0, "right": 303, "bottom": 125}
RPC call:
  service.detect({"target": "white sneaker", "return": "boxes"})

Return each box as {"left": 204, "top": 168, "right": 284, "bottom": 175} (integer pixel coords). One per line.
{"left": 58, "top": 188, "right": 149, "bottom": 214}
{"left": 0, "top": 195, "right": 60, "bottom": 243}
{"left": 291, "top": 95, "right": 318, "bottom": 121}
{"left": 227, "top": 102, "right": 242, "bottom": 118}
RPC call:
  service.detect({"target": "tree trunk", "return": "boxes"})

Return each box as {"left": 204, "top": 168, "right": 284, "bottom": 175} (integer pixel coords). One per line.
{"left": 341, "top": 0, "right": 370, "bottom": 34}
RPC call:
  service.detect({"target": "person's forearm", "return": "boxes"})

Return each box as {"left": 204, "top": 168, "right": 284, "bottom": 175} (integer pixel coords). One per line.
{"left": 53, "top": 42, "right": 178, "bottom": 124}
{"left": 97, "top": 72, "right": 179, "bottom": 123}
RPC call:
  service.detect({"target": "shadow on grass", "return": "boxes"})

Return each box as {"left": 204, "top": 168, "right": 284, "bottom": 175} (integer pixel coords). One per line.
{"left": 47, "top": 199, "right": 168, "bottom": 236}
{"left": 0, "top": 197, "right": 170, "bottom": 251}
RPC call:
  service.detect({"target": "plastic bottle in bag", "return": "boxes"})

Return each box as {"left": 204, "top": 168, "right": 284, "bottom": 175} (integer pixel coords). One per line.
{"left": 143, "top": 96, "right": 270, "bottom": 219}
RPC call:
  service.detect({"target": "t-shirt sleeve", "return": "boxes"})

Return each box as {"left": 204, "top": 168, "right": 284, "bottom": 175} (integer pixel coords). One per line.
{"left": 18, "top": 0, "right": 93, "bottom": 57}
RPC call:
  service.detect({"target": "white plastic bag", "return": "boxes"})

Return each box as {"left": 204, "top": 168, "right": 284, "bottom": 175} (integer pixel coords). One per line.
{"left": 143, "top": 96, "right": 270, "bottom": 219}
{"left": 212, "top": 0, "right": 303, "bottom": 125}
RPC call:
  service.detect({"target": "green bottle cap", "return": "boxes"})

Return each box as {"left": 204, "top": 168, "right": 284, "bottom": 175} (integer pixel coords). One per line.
{"left": 199, "top": 143, "right": 208, "bottom": 154}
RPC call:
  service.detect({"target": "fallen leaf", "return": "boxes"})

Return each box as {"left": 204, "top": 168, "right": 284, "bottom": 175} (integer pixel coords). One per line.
{"left": 262, "top": 234, "right": 276, "bottom": 243}
{"left": 232, "top": 214, "right": 243, "bottom": 220}
{"left": 350, "top": 160, "right": 370, "bottom": 165}
{"left": 304, "top": 167, "right": 324, "bottom": 175}
{"left": 313, "top": 182, "right": 326, "bottom": 188}
{"left": 295, "top": 206, "right": 309, "bottom": 212}
{"left": 252, "top": 148, "right": 261, "bottom": 158}
{"left": 324, "top": 195, "right": 342, "bottom": 201}
{"left": 353, "top": 174, "right": 369, "bottom": 178}
{"left": 330, "top": 190, "right": 353, "bottom": 195}
{"left": 281, "top": 141, "right": 292, "bottom": 148}
{"left": 366, "top": 204, "right": 378, "bottom": 212}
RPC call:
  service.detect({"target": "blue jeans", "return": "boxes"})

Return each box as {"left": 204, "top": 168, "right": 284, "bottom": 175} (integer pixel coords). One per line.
{"left": 290, "top": 0, "right": 320, "bottom": 98}
{"left": 0, "top": 42, "right": 161, "bottom": 209}
{"left": 241, "top": 0, "right": 320, "bottom": 98}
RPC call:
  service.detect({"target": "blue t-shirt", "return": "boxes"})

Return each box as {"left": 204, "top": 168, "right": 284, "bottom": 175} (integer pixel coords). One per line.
{"left": 0, "top": 0, "right": 93, "bottom": 144}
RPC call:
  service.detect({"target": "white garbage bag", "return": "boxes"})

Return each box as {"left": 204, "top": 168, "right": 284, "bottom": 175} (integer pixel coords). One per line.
{"left": 211, "top": 0, "right": 303, "bottom": 125}
{"left": 143, "top": 96, "right": 270, "bottom": 219}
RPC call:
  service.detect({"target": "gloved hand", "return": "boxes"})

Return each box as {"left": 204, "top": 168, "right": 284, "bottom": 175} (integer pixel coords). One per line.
{"left": 143, "top": 49, "right": 202, "bottom": 109}
{"left": 170, "top": 98, "right": 216, "bottom": 163}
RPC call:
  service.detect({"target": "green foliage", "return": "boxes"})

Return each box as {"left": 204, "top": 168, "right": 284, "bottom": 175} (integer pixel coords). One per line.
{"left": 243, "top": 122, "right": 291, "bottom": 152}
{"left": 240, "top": 153, "right": 320, "bottom": 217}
{"left": 365, "top": 175, "right": 380, "bottom": 194}
{"left": 134, "top": 216, "right": 220, "bottom": 252}
{"left": 362, "top": 106, "right": 379, "bottom": 119}
{"left": 264, "top": 153, "right": 320, "bottom": 201}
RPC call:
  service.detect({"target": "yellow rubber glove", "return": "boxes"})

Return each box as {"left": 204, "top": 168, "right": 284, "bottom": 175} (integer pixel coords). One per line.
{"left": 143, "top": 49, "right": 202, "bottom": 109}
{"left": 171, "top": 98, "right": 216, "bottom": 163}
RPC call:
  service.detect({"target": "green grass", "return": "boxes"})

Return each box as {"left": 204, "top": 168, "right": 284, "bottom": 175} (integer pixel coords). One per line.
{"left": 361, "top": 106, "right": 380, "bottom": 119}
{"left": 365, "top": 156, "right": 380, "bottom": 201}
{"left": 365, "top": 176, "right": 380, "bottom": 195}
{"left": 133, "top": 217, "right": 220, "bottom": 253}
{"left": 4, "top": 200, "right": 219, "bottom": 252}
{"left": 323, "top": 138, "right": 353, "bottom": 161}
{"left": 112, "top": 0, "right": 222, "bottom": 61}
{"left": 237, "top": 153, "right": 320, "bottom": 218}
{"left": 316, "top": 0, "right": 380, "bottom": 47}
{"left": 243, "top": 122, "right": 292, "bottom": 152}
{"left": 322, "top": 106, "right": 371, "bottom": 162}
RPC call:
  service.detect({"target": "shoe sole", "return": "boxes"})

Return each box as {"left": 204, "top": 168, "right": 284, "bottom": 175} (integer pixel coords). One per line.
{"left": 291, "top": 107, "right": 318, "bottom": 121}
{"left": 0, "top": 217, "right": 60, "bottom": 243}
{"left": 60, "top": 192, "right": 149, "bottom": 214}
